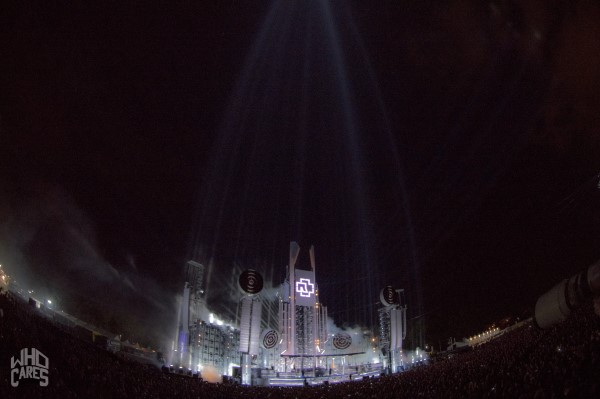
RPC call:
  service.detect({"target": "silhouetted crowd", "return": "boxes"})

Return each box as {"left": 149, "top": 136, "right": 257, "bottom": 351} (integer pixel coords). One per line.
{"left": 1, "top": 290, "right": 599, "bottom": 398}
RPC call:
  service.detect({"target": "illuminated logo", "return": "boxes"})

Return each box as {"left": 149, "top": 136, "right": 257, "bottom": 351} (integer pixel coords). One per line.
{"left": 295, "top": 278, "right": 315, "bottom": 298}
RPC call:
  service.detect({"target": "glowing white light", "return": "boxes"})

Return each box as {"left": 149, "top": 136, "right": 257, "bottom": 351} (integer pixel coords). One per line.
{"left": 47, "top": 300, "right": 52, "bottom": 304}
{"left": 295, "top": 278, "right": 315, "bottom": 298}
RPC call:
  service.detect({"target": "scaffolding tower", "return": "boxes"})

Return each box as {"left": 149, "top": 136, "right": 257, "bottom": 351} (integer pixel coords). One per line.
{"left": 378, "top": 286, "right": 406, "bottom": 374}
{"left": 278, "top": 242, "right": 328, "bottom": 373}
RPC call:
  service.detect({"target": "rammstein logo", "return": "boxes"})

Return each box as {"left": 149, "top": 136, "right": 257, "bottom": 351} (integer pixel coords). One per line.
{"left": 11, "top": 348, "right": 49, "bottom": 387}
{"left": 296, "top": 278, "right": 315, "bottom": 298}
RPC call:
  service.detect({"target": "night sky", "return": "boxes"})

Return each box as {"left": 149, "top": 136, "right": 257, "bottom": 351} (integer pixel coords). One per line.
{"left": 1, "top": 1, "right": 599, "bottom": 348}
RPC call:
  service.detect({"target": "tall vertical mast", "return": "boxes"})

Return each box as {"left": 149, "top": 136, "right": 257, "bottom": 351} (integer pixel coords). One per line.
{"left": 288, "top": 242, "right": 300, "bottom": 355}
{"left": 309, "top": 245, "right": 318, "bottom": 367}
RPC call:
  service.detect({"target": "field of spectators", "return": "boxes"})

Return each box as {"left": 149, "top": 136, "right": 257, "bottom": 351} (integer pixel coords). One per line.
{"left": 1, "top": 290, "right": 598, "bottom": 398}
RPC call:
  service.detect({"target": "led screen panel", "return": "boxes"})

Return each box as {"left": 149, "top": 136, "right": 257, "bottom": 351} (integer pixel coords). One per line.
{"left": 295, "top": 269, "right": 316, "bottom": 307}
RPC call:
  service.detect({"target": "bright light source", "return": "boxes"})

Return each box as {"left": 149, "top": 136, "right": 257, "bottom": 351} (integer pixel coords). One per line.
{"left": 47, "top": 299, "right": 52, "bottom": 304}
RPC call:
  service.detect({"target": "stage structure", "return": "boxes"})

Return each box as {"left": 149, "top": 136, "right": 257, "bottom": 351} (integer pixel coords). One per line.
{"left": 378, "top": 285, "right": 407, "bottom": 373}
{"left": 187, "top": 260, "right": 209, "bottom": 323}
{"left": 174, "top": 260, "right": 207, "bottom": 369}
{"left": 278, "top": 242, "right": 328, "bottom": 374}
{"left": 170, "top": 259, "right": 279, "bottom": 381}
{"left": 237, "top": 269, "right": 264, "bottom": 385}
{"left": 189, "top": 319, "right": 240, "bottom": 377}
{"left": 171, "top": 260, "right": 246, "bottom": 378}
{"left": 169, "top": 247, "right": 381, "bottom": 383}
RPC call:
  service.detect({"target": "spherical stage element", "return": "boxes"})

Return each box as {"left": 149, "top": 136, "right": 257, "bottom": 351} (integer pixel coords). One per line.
{"left": 332, "top": 332, "right": 352, "bottom": 350}
{"left": 238, "top": 269, "right": 264, "bottom": 295}
{"left": 260, "top": 329, "right": 280, "bottom": 349}
{"left": 380, "top": 285, "right": 399, "bottom": 306}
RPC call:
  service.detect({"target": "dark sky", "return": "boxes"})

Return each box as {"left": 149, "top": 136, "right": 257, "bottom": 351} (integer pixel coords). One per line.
{"left": 1, "top": 1, "right": 599, "bottom": 347}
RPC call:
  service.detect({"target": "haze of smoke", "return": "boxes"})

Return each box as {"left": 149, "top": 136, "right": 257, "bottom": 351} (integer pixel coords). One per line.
{"left": 0, "top": 183, "right": 177, "bottom": 349}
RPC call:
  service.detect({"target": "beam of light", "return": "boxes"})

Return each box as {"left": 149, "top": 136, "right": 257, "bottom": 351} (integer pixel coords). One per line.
{"left": 341, "top": 5, "right": 423, "bottom": 317}
{"left": 187, "top": 1, "right": 426, "bottom": 335}
{"left": 318, "top": 0, "right": 378, "bottom": 329}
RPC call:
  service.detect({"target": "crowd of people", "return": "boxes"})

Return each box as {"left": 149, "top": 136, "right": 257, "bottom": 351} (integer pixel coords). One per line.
{"left": 1, "top": 289, "right": 598, "bottom": 398}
